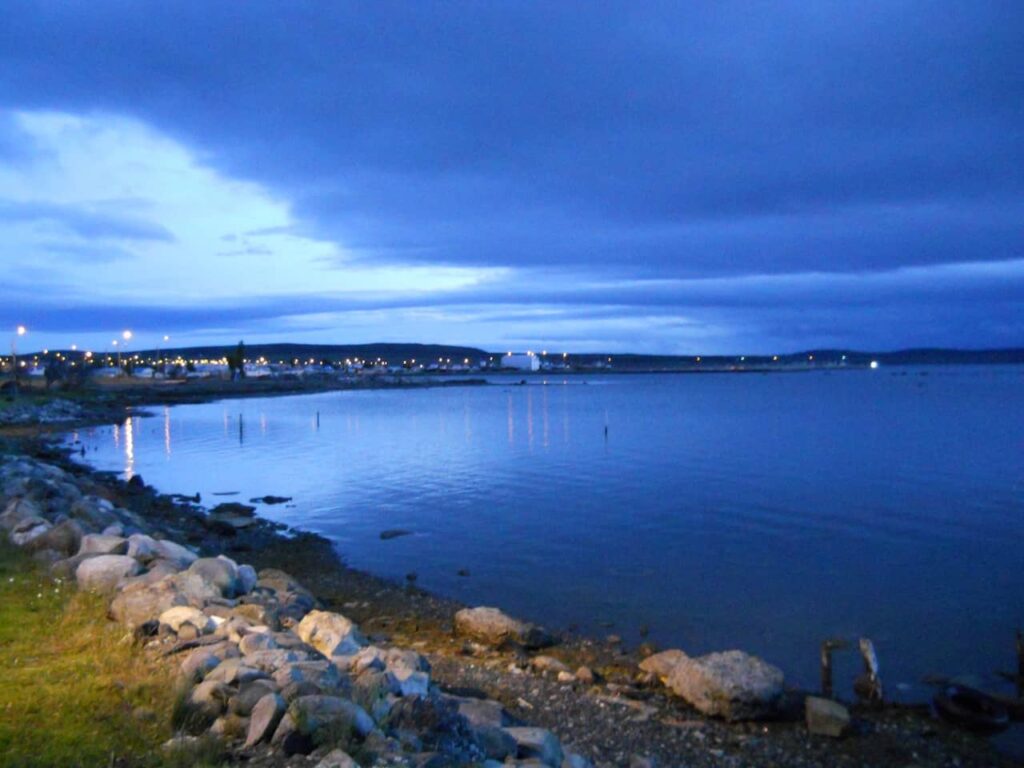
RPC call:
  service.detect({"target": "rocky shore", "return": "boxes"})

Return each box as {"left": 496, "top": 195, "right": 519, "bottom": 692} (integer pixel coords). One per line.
{"left": 0, "top": 398, "right": 1018, "bottom": 767}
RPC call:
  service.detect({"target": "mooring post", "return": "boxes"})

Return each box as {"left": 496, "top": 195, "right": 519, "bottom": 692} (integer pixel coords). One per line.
{"left": 820, "top": 638, "right": 849, "bottom": 698}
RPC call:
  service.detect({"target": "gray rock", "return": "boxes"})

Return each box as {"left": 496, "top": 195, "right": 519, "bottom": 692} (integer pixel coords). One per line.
{"left": 180, "top": 649, "right": 223, "bottom": 683}
{"left": 244, "top": 692, "right": 286, "bottom": 747}
{"left": 288, "top": 694, "right": 375, "bottom": 738}
{"left": 805, "top": 696, "right": 850, "bottom": 737}
{"left": 638, "top": 649, "right": 688, "bottom": 681}
{"left": 243, "top": 648, "right": 311, "bottom": 672}
{"left": 315, "top": 749, "right": 359, "bottom": 768}
{"left": 78, "top": 533, "right": 128, "bottom": 556}
{"left": 75, "top": 554, "right": 141, "bottom": 593}
{"left": 666, "top": 650, "right": 784, "bottom": 721}
{"left": 126, "top": 533, "right": 160, "bottom": 563}
{"left": 273, "top": 660, "right": 346, "bottom": 694}
{"left": 153, "top": 538, "right": 197, "bottom": 568}
{"left": 23, "top": 519, "right": 83, "bottom": 556}
{"left": 183, "top": 556, "right": 240, "bottom": 598}
{"left": 454, "top": 607, "right": 554, "bottom": 649}
{"left": 188, "top": 679, "right": 234, "bottom": 720}
{"left": 296, "top": 609, "right": 366, "bottom": 657}
{"left": 239, "top": 631, "right": 277, "bottom": 656}
{"left": 10, "top": 517, "right": 51, "bottom": 547}
{"left": 504, "top": 727, "right": 564, "bottom": 767}
{"left": 206, "top": 658, "right": 270, "bottom": 686}
{"left": 159, "top": 606, "right": 214, "bottom": 634}
{"left": 0, "top": 498, "right": 44, "bottom": 532}
{"left": 109, "top": 576, "right": 189, "bottom": 628}
{"left": 446, "top": 695, "right": 508, "bottom": 728}
{"left": 230, "top": 679, "right": 279, "bottom": 716}
{"left": 236, "top": 564, "right": 258, "bottom": 595}
{"left": 474, "top": 725, "right": 518, "bottom": 761}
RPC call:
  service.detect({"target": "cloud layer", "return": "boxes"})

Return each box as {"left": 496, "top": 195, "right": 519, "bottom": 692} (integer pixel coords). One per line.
{"left": 0, "top": 2, "right": 1021, "bottom": 353}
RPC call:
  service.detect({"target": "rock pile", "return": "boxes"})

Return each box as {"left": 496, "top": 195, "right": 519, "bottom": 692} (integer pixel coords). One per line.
{"left": 1, "top": 454, "right": 593, "bottom": 767}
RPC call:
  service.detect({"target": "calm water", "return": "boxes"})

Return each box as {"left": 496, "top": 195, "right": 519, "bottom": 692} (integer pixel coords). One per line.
{"left": 68, "top": 368, "right": 1024, "bottom": 697}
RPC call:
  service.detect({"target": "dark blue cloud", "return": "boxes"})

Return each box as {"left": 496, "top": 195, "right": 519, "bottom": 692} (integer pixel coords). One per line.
{"left": 0, "top": 1, "right": 1022, "bottom": 349}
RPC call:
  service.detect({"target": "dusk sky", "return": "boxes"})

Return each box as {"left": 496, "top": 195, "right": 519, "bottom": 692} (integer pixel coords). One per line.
{"left": 1, "top": 2, "right": 1022, "bottom": 355}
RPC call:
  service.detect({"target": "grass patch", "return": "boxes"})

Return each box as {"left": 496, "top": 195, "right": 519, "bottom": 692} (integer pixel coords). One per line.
{"left": 0, "top": 538, "right": 187, "bottom": 767}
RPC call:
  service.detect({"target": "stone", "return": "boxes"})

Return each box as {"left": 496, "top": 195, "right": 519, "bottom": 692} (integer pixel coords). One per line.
{"left": 454, "top": 607, "right": 554, "bottom": 649}
{"left": 639, "top": 649, "right": 688, "bottom": 681}
{"left": 181, "top": 649, "right": 223, "bottom": 683}
{"left": 474, "top": 724, "right": 518, "bottom": 760}
{"left": 0, "top": 498, "right": 43, "bottom": 531}
{"left": 564, "top": 754, "right": 596, "bottom": 768}
{"left": 504, "top": 727, "right": 564, "bottom": 767}
{"left": 78, "top": 533, "right": 128, "bottom": 556}
{"left": 239, "top": 631, "right": 277, "bottom": 656}
{"left": 153, "top": 538, "right": 197, "bottom": 568}
{"left": 209, "top": 713, "right": 248, "bottom": 739}
{"left": 9, "top": 517, "right": 51, "bottom": 547}
{"left": 236, "top": 564, "right": 258, "bottom": 595}
{"left": 23, "top": 519, "right": 83, "bottom": 556}
{"left": 666, "top": 650, "right": 784, "bottom": 721}
{"left": 350, "top": 645, "right": 387, "bottom": 674}
{"left": 531, "top": 655, "right": 570, "bottom": 674}
{"left": 188, "top": 680, "right": 234, "bottom": 720}
{"left": 184, "top": 556, "right": 240, "bottom": 598}
{"left": 287, "top": 694, "right": 375, "bottom": 738}
{"left": 160, "top": 606, "right": 215, "bottom": 634}
{"left": 392, "top": 668, "right": 431, "bottom": 697}
{"left": 269, "top": 713, "right": 312, "bottom": 756}
{"left": 447, "top": 695, "right": 507, "bottom": 728}
{"left": 244, "top": 692, "right": 287, "bottom": 747}
{"left": 296, "top": 609, "right": 366, "bottom": 657}
{"left": 206, "top": 658, "right": 270, "bottom": 686}
{"left": 75, "top": 554, "right": 141, "bottom": 593}
{"left": 273, "top": 660, "right": 346, "bottom": 694}
{"left": 315, "top": 749, "right": 359, "bottom": 768}
{"left": 243, "top": 648, "right": 310, "bottom": 672}
{"left": 101, "top": 523, "right": 125, "bottom": 537}
{"left": 126, "top": 533, "right": 160, "bottom": 563}
{"left": 230, "top": 679, "right": 279, "bottom": 716}
{"left": 805, "top": 696, "right": 850, "bottom": 737}
{"left": 575, "top": 666, "right": 595, "bottom": 685}
{"left": 69, "top": 496, "right": 119, "bottom": 531}
{"left": 110, "top": 577, "right": 189, "bottom": 628}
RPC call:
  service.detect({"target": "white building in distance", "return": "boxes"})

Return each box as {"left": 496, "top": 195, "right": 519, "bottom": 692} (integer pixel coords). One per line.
{"left": 500, "top": 352, "right": 540, "bottom": 371}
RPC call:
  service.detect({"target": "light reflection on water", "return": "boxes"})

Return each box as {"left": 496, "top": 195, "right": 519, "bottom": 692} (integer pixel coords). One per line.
{"left": 70, "top": 369, "right": 1024, "bottom": 697}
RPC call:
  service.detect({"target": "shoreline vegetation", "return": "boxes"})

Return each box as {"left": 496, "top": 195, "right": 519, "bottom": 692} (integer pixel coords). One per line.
{"left": 0, "top": 385, "right": 1019, "bottom": 767}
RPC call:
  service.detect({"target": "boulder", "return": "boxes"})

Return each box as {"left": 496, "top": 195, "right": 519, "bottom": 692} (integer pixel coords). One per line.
{"left": 153, "top": 538, "right": 197, "bottom": 568}
{"left": 181, "top": 649, "right": 223, "bottom": 684}
{"left": 109, "top": 577, "right": 189, "bottom": 628}
{"left": 9, "top": 517, "right": 51, "bottom": 547}
{"left": 666, "top": 650, "right": 784, "bottom": 721}
{"left": 78, "top": 534, "right": 128, "bottom": 556}
{"left": 23, "top": 519, "right": 83, "bottom": 556}
{"left": 296, "top": 610, "right": 366, "bottom": 657}
{"left": 126, "top": 533, "right": 160, "bottom": 563}
{"left": 315, "top": 749, "right": 359, "bottom": 768}
{"left": 286, "top": 695, "right": 375, "bottom": 738}
{"left": 184, "top": 556, "right": 240, "bottom": 598}
{"left": 0, "top": 498, "right": 43, "bottom": 532}
{"left": 244, "top": 692, "right": 287, "bottom": 747}
{"left": 160, "top": 606, "right": 215, "bottom": 634}
{"left": 237, "top": 564, "right": 258, "bottom": 595}
{"left": 75, "top": 554, "right": 141, "bottom": 593}
{"left": 638, "top": 649, "right": 688, "bottom": 681}
{"left": 273, "top": 660, "right": 346, "bottom": 694}
{"left": 453, "top": 607, "right": 554, "bottom": 649}
{"left": 243, "top": 648, "right": 311, "bottom": 673}
{"left": 503, "top": 727, "right": 564, "bottom": 767}
{"left": 206, "top": 659, "right": 270, "bottom": 686}
{"left": 188, "top": 679, "right": 234, "bottom": 720}
{"left": 239, "top": 631, "right": 277, "bottom": 656}
{"left": 805, "top": 696, "right": 850, "bottom": 737}
{"left": 69, "top": 496, "right": 120, "bottom": 531}
{"left": 230, "top": 679, "right": 280, "bottom": 716}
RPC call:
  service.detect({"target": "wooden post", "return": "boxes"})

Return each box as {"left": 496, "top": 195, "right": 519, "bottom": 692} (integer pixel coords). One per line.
{"left": 1017, "top": 629, "right": 1023, "bottom": 699}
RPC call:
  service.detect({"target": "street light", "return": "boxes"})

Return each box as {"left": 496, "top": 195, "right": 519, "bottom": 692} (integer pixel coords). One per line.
{"left": 11, "top": 325, "right": 26, "bottom": 397}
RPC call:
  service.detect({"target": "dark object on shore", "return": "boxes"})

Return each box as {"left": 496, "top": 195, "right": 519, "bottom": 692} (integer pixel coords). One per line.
{"left": 854, "top": 638, "right": 883, "bottom": 705}
{"left": 457, "top": 568, "right": 470, "bottom": 577}
{"left": 127, "top": 474, "right": 145, "bottom": 489}
{"left": 1018, "top": 629, "right": 1024, "bottom": 699}
{"left": 210, "top": 502, "right": 256, "bottom": 517}
{"left": 820, "top": 638, "right": 850, "bottom": 698}
{"left": 171, "top": 492, "right": 201, "bottom": 503}
{"left": 250, "top": 495, "right": 292, "bottom": 505}
{"left": 405, "top": 571, "right": 418, "bottom": 582}
{"left": 212, "top": 491, "right": 240, "bottom": 496}
{"left": 933, "top": 686, "right": 1010, "bottom": 734}
{"left": 380, "top": 529, "right": 413, "bottom": 540}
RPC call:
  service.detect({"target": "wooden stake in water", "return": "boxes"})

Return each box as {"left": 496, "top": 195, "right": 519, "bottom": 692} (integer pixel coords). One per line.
{"left": 238, "top": 413, "right": 244, "bottom": 445}
{"left": 1017, "top": 629, "right": 1023, "bottom": 698}
{"left": 820, "top": 638, "right": 849, "bottom": 698}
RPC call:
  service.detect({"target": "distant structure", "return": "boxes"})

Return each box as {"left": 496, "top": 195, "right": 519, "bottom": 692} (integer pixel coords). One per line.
{"left": 500, "top": 352, "right": 540, "bottom": 372}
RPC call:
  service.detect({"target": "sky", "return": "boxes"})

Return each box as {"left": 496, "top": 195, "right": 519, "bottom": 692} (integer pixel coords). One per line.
{"left": 1, "top": 2, "right": 1022, "bottom": 355}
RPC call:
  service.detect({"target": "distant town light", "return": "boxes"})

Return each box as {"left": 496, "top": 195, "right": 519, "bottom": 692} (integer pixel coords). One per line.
{"left": 71, "top": 344, "right": 77, "bottom": 351}
{"left": 122, "top": 330, "right": 133, "bottom": 341}
{"left": 870, "top": 360, "right": 880, "bottom": 369}
{"left": 16, "top": 325, "right": 26, "bottom": 336}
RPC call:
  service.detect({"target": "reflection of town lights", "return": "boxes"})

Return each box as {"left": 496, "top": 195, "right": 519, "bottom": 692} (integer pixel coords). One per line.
{"left": 870, "top": 360, "right": 879, "bottom": 369}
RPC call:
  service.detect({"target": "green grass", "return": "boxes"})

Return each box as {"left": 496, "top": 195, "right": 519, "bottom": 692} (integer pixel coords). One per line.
{"left": 0, "top": 539, "right": 197, "bottom": 767}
